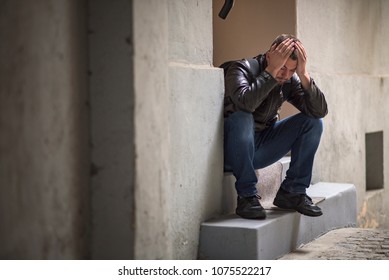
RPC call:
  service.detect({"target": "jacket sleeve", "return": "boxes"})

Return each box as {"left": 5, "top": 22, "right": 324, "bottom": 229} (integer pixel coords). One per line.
{"left": 225, "top": 60, "right": 278, "bottom": 112}
{"left": 287, "top": 75, "right": 328, "bottom": 118}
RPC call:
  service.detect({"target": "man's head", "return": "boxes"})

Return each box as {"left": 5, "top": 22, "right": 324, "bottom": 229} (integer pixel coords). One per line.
{"left": 266, "top": 34, "right": 300, "bottom": 84}
{"left": 270, "top": 34, "right": 300, "bottom": 60}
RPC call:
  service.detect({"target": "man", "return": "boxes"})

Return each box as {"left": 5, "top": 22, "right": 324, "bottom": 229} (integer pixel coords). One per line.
{"left": 223, "top": 34, "right": 328, "bottom": 219}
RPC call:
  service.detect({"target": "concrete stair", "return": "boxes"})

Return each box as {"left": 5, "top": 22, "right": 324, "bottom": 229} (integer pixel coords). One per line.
{"left": 222, "top": 157, "right": 291, "bottom": 214}
{"left": 199, "top": 158, "right": 357, "bottom": 260}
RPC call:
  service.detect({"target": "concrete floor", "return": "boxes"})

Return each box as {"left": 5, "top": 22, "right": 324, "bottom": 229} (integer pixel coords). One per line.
{"left": 279, "top": 228, "right": 389, "bottom": 260}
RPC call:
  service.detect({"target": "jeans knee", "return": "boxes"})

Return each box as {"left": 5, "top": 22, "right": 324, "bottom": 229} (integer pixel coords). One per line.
{"left": 303, "top": 115, "right": 324, "bottom": 136}
{"left": 311, "top": 118, "right": 324, "bottom": 135}
{"left": 292, "top": 113, "right": 323, "bottom": 136}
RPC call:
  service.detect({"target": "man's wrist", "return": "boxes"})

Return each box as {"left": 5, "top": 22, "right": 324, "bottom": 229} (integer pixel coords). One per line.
{"left": 261, "top": 70, "right": 273, "bottom": 79}
{"left": 297, "top": 71, "right": 310, "bottom": 78}
{"left": 264, "top": 66, "right": 278, "bottom": 78}
{"left": 298, "top": 72, "right": 311, "bottom": 90}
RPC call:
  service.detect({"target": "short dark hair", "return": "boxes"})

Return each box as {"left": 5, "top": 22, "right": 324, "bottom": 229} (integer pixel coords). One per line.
{"left": 271, "top": 34, "right": 300, "bottom": 60}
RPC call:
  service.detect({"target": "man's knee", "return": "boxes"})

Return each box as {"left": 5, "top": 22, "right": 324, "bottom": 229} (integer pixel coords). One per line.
{"left": 295, "top": 113, "right": 324, "bottom": 135}
{"left": 308, "top": 117, "right": 324, "bottom": 135}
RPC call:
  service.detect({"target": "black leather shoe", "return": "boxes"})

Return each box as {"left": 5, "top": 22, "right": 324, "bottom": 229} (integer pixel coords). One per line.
{"left": 236, "top": 195, "right": 266, "bottom": 219}
{"left": 273, "top": 188, "right": 323, "bottom": 217}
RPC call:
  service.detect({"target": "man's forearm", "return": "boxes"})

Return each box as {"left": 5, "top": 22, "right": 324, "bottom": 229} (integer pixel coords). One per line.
{"left": 299, "top": 72, "right": 311, "bottom": 90}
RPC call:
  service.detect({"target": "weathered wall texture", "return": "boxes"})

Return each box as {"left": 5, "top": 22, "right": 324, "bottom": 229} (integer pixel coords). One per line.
{"left": 297, "top": 0, "right": 389, "bottom": 228}
{"left": 168, "top": 0, "right": 224, "bottom": 259}
{"left": 0, "top": 0, "right": 224, "bottom": 260}
{"left": 88, "top": 0, "right": 135, "bottom": 259}
{"left": 90, "top": 0, "right": 224, "bottom": 259}
{"left": 4, "top": 0, "right": 387, "bottom": 260}
{"left": 0, "top": 0, "right": 90, "bottom": 258}
{"left": 132, "top": 0, "right": 173, "bottom": 259}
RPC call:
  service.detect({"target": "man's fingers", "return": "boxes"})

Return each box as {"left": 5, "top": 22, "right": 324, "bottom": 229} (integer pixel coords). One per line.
{"left": 295, "top": 41, "right": 307, "bottom": 59}
{"left": 277, "top": 39, "right": 295, "bottom": 56}
{"left": 276, "top": 38, "right": 291, "bottom": 51}
{"left": 294, "top": 43, "right": 302, "bottom": 57}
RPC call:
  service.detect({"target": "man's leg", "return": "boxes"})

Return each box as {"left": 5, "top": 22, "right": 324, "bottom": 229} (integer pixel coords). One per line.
{"left": 224, "top": 111, "right": 266, "bottom": 219}
{"left": 252, "top": 113, "right": 324, "bottom": 216}
{"left": 254, "top": 113, "right": 323, "bottom": 192}
{"left": 224, "top": 111, "right": 258, "bottom": 197}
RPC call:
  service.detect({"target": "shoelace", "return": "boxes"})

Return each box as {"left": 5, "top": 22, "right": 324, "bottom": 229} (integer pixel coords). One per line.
{"left": 303, "top": 194, "right": 313, "bottom": 204}
{"left": 240, "top": 194, "right": 262, "bottom": 200}
{"left": 248, "top": 194, "right": 262, "bottom": 201}
{"left": 246, "top": 194, "right": 262, "bottom": 206}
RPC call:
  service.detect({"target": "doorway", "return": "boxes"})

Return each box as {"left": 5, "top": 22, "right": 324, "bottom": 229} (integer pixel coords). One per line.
{"left": 213, "top": 0, "right": 299, "bottom": 118}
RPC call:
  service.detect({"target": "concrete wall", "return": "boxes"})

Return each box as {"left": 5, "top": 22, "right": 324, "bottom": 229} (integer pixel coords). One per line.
{"left": 0, "top": 0, "right": 90, "bottom": 258}
{"left": 0, "top": 0, "right": 224, "bottom": 260}
{"left": 131, "top": 0, "right": 173, "bottom": 259}
{"left": 3, "top": 0, "right": 387, "bottom": 260}
{"left": 168, "top": 0, "right": 224, "bottom": 259}
{"left": 88, "top": 0, "right": 135, "bottom": 259}
{"left": 296, "top": 0, "right": 389, "bottom": 228}
{"left": 89, "top": 0, "right": 224, "bottom": 259}
{"left": 89, "top": 0, "right": 224, "bottom": 260}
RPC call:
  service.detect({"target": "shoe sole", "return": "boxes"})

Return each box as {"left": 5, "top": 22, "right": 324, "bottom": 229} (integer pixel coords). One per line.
{"left": 273, "top": 200, "right": 322, "bottom": 217}
{"left": 236, "top": 210, "right": 267, "bottom": 219}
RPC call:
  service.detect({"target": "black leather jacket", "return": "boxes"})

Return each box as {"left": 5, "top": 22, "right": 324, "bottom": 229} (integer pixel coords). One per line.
{"left": 224, "top": 54, "right": 328, "bottom": 131}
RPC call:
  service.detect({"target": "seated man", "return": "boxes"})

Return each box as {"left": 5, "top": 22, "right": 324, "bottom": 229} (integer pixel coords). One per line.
{"left": 223, "top": 34, "right": 328, "bottom": 219}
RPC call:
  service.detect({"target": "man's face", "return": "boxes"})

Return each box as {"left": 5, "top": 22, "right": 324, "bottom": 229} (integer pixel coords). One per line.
{"left": 275, "top": 58, "right": 297, "bottom": 84}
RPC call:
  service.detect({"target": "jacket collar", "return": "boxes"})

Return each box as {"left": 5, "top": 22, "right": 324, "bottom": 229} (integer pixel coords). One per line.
{"left": 254, "top": 54, "right": 267, "bottom": 72}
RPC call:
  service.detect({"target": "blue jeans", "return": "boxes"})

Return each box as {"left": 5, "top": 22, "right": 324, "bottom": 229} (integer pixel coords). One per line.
{"left": 224, "top": 111, "right": 323, "bottom": 197}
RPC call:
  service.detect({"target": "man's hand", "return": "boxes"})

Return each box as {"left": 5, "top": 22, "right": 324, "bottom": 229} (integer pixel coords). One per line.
{"left": 294, "top": 41, "right": 308, "bottom": 76}
{"left": 294, "top": 41, "right": 311, "bottom": 90}
{"left": 265, "top": 38, "right": 295, "bottom": 78}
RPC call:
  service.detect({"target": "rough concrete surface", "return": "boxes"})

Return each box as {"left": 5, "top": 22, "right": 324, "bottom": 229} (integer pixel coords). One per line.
{"left": 280, "top": 228, "right": 389, "bottom": 260}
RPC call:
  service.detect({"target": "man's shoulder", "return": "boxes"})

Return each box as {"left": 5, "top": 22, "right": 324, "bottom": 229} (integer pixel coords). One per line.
{"left": 219, "top": 58, "right": 248, "bottom": 69}
{"left": 220, "top": 57, "right": 261, "bottom": 77}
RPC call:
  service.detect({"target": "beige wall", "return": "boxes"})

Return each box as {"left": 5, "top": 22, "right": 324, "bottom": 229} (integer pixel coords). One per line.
{"left": 213, "top": 0, "right": 297, "bottom": 66}
{"left": 213, "top": 0, "right": 299, "bottom": 118}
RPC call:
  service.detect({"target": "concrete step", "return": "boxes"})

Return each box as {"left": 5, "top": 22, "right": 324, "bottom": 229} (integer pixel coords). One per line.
{"left": 222, "top": 156, "right": 291, "bottom": 214}
{"left": 198, "top": 182, "right": 357, "bottom": 260}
